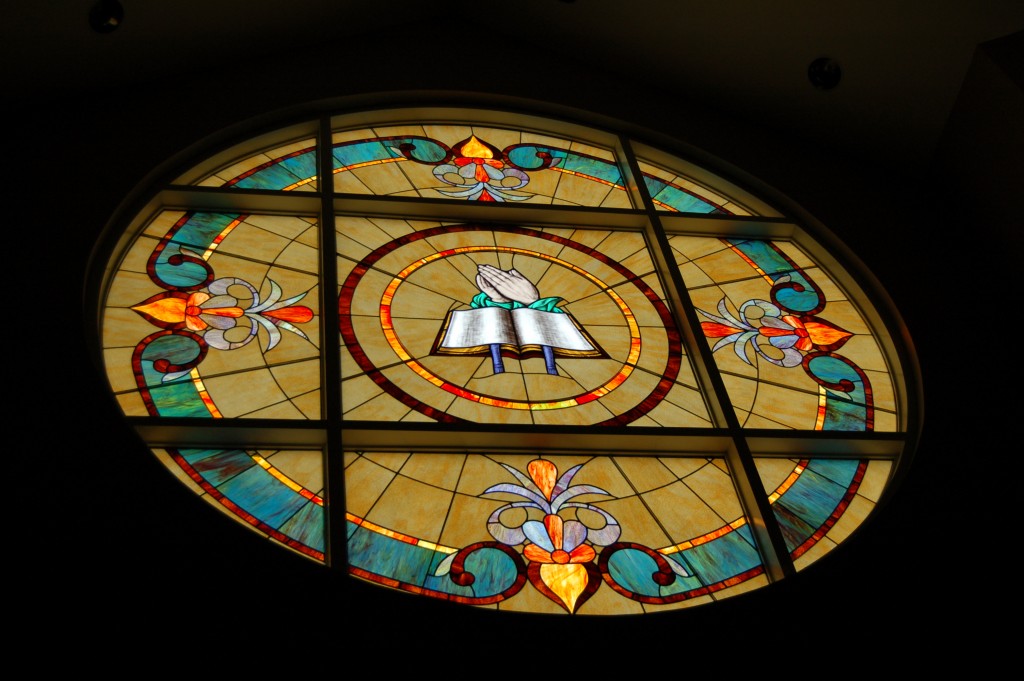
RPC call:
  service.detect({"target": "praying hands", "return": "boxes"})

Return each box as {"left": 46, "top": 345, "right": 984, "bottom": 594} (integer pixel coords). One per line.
{"left": 476, "top": 264, "right": 540, "bottom": 305}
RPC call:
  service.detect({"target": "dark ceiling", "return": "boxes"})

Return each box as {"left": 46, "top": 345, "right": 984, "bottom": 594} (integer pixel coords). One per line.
{"left": 6, "top": 1, "right": 1023, "bottom": 173}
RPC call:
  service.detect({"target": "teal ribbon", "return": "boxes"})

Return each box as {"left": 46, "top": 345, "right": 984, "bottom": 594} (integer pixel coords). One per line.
{"left": 471, "top": 293, "right": 564, "bottom": 313}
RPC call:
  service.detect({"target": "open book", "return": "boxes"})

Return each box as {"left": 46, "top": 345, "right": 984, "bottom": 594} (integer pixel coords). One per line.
{"left": 432, "top": 306, "right": 606, "bottom": 360}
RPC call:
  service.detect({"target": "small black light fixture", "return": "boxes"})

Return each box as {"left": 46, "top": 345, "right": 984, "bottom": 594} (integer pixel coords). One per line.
{"left": 808, "top": 57, "right": 842, "bottom": 90}
{"left": 89, "top": 0, "right": 124, "bottom": 34}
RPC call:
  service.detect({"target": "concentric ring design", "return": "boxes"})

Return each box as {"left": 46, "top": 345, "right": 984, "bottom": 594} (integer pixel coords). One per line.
{"left": 338, "top": 224, "right": 684, "bottom": 425}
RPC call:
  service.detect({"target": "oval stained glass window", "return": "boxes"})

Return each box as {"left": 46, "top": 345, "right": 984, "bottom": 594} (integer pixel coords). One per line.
{"left": 93, "top": 105, "right": 919, "bottom": 615}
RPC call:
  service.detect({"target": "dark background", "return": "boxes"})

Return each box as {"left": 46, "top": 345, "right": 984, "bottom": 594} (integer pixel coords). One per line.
{"left": 7, "top": 2, "right": 1022, "bottom": 666}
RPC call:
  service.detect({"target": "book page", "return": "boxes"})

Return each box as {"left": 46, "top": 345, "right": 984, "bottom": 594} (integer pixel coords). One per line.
{"left": 511, "top": 308, "right": 596, "bottom": 351}
{"left": 438, "top": 307, "right": 518, "bottom": 348}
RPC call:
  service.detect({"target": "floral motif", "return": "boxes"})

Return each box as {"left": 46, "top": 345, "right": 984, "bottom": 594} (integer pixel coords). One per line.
{"left": 132, "top": 274, "right": 314, "bottom": 359}
{"left": 482, "top": 459, "right": 620, "bottom": 545}
{"left": 433, "top": 458, "right": 694, "bottom": 613}
{"left": 481, "top": 459, "right": 620, "bottom": 612}
{"left": 431, "top": 135, "right": 536, "bottom": 202}
{"left": 698, "top": 285, "right": 852, "bottom": 367}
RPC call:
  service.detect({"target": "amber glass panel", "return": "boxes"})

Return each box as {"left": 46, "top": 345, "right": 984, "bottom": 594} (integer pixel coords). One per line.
{"left": 671, "top": 235, "right": 895, "bottom": 431}
{"left": 345, "top": 452, "right": 760, "bottom": 615}
{"left": 639, "top": 159, "right": 756, "bottom": 215}
{"left": 338, "top": 219, "right": 710, "bottom": 426}
{"left": 102, "top": 211, "right": 322, "bottom": 419}
{"left": 331, "top": 124, "right": 630, "bottom": 208}
{"left": 186, "top": 137, "right": 318, "bottom": 191}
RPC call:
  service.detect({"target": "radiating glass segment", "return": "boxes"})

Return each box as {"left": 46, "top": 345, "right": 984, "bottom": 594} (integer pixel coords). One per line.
{"left": 755, "top": 457, "right": 893, "bottom": 571}
{"left": 670, "top": 235, "right": 896, "bottom": 431}
{"left": 102, "top": 211, "right": 322, "bottom": 419}
{"left": 154, "top": 447, "right": 326, "bottom": 561}
{"left": 345, "top": 452, "right": 763, "bottom": 614}
{"left": 331, "top": 124, "right": 630, "bottom": 207}
{"left": 338, "top": 219, "right": 710, "bottom": 426}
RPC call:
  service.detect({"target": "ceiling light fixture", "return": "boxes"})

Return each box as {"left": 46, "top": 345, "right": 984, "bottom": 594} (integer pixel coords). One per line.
{"left": 89, "top": 0, "right": 124, "bottom": 34}
{"left": 808, "top": 56, "right": 842, "bottom": 90}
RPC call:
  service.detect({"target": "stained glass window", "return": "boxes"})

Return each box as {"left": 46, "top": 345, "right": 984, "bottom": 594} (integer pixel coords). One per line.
{"left": 95, "top": 106, "right": 918, "bottom": 615}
